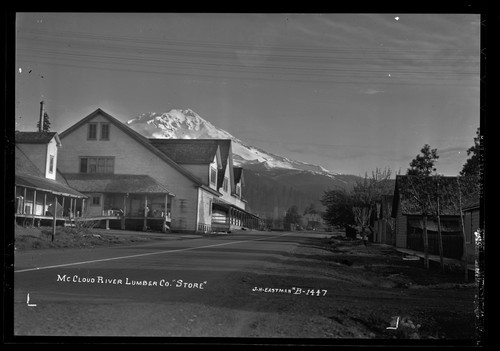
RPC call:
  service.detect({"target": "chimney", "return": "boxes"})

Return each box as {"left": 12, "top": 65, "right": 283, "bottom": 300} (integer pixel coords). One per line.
{"left": 39, "top": 101, "right": 44, "bottom": 132}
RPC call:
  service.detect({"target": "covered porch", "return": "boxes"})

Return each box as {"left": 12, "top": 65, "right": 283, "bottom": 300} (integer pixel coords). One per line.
{"left": 63, "top": 173, "right": 174, "bottom": 232}
{"left": 211, "top": 198, "right": 260, "bottom": 233}
{"left": 15, "top": 174, "right": 87, "bottom": 227}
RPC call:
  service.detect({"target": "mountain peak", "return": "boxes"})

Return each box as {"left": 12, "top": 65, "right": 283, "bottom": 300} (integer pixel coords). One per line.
{"left": 127, "top": 109, "right": 233, "bottom": 140}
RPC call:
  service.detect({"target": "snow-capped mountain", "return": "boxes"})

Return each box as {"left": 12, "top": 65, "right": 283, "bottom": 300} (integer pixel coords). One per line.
{"left": 127, "top": 109, "right": 362, "bottom": 217}
{"left": 127, "top": 108, "right": 339, "bottom": 176}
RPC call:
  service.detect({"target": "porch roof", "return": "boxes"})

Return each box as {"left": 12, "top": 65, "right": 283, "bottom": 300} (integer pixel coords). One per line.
{"left": 212, "top": 198, "right": 259, "bottom": 219}
{"left": 61, "top": 174, "right": 175, "bottom": 196}
{"left": 15, "top": 174, "right": 87, "bottom": 198}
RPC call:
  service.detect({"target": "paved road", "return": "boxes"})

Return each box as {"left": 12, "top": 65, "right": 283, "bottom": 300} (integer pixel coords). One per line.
{"left": 14, "top": 230, "right": 333, "bottom": 337}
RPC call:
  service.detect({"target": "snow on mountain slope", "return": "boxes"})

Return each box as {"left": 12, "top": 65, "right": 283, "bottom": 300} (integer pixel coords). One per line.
{"left": 127, "top": 109, "right": 340, "bottom": 176}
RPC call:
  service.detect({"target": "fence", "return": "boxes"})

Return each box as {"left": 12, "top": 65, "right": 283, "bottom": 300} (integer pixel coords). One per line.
{"left": 407, "top": 232, "right": 463, "bottom": 259}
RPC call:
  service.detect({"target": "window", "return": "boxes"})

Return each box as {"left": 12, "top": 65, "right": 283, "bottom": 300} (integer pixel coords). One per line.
{"left": 100, "top": 123, "right": 110, "bottom": 140}
{"left": 209, "top": 199, "right": 212, "bottom": 215}
{"left": 88, "top": 123, "right": 97, "bottom": 140}
{"left": 210, "top": 167, "right": 217, "bottom": 185}
{"left": 92, "top": 195, "right": 101, "bottom": 206}
{"left": 223, "top": 177, "right": 228, "bottom": 192}
{"left": 235, "top": 184, "right": 241, "bottom": 196}
{"left": 80, "top": 157, "right": 114, "bottom": 174}
{"left": 49, "top": 155, "right": 54, "bottom": 173}
{"left": 80, "top": 158, "right": 87, "bottom": 173}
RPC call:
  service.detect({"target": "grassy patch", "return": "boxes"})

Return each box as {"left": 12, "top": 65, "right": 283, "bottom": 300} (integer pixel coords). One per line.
{"left": 14, "top": 225, "right": 158, "bottom": 250}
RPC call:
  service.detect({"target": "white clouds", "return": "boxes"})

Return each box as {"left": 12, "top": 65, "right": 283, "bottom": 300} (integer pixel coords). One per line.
{"left": 361, "top": 88, "right": 385, "bottom": 95}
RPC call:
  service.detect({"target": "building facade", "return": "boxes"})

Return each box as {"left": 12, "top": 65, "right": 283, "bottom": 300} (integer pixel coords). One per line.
{"left": 15, "top": 131, "right": 87, "bottom": 227}
{"left": 391, "top": 175, "right": 466, "bottom": 260}
{"left": 57, "top": 108, "right": 258, "bottom": 233}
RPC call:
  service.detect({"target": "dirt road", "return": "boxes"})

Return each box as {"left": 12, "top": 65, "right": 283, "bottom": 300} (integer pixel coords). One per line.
{"left": 12, "top": 230, "right": 479, "bottom": 343}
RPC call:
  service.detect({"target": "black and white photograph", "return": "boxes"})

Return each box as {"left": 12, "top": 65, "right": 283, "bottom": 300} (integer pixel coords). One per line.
{"left": 6, "top": 10, "right": 488, "bottom": 346}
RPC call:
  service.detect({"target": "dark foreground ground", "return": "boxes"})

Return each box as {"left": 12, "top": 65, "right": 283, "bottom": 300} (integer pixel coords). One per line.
{"left": 11, "top": 226, "right": 480, "bottom": 345}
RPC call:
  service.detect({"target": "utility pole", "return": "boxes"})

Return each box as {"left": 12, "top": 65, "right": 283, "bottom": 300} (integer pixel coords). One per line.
{"left": 39, "top": 101, "right": 44, "bottom": 132}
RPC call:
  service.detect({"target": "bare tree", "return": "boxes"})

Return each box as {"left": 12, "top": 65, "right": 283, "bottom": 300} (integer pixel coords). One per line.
{"left": 351, "top": 168, "right": 393, "bottom": 244}
{"left": 402, "top": 175, "right": 433, "bottom": 269}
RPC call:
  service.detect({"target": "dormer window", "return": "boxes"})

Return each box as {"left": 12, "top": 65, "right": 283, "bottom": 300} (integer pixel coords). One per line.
{"left": 210, "top": 167, "right": 217, "bottom": 185}
{"left": 87, "top": 123, "right": 97, "bottom": 140}
{"left": 49, "top": 155, "right": 55, "bottom": 173}
{"left": 223, "top": 177, "right": 228, "bottom": 192}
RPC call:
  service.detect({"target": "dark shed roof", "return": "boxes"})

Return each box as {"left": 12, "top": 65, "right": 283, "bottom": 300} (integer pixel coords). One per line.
{"left": 62, "top": 174, "right": 174, "bottom": 195}
{"left": 15, "top": 131, "right": 60, "bottom": 145}
{"left": 16, "top": 174, "right": 87, "bottom": 198}
{"left": 149, "top": 139, "right": 221, "bottom": 164}
{"left": 15, "top": 145, "right": 44, "bottom": 177}
{"left": 392, "top": 175, "right": 464, "bottom": 217}
{"left": 462, "top": 191, "right": 480, "bottom": 211}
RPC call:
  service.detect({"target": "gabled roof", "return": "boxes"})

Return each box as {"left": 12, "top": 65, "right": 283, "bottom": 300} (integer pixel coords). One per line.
{"left": 151, "top": 139, "right": 234, "bottom": 190}
{"left": 15, "top": 131, "right": 61, "bottom": 146}
{"left": 59, "top": 109, "right": 220, "bottom": 196}
{"left": 61, "top": 174, "right": 174, "bottom": 195}
{"left": 15, "top": 146, "right": 86, "bottom": 198}
{"left": 149, "top": 139, "right": 221, "bottom": 165}
{"left": 392, "top": 175, "right": 464, "bottom": 217}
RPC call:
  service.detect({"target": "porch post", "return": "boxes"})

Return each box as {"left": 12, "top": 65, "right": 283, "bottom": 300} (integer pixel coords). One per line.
{"left": 163, "top": 194, "right": 168, "bottom": 233}
{"left": 32, "top": 190, "right": 37, "bottom": 227}
{"left": 43, "top": 193, "right": 47, "bottom": 217}
{"left": 121, "top": 194, "right": 127, "bottom": 230}
{"left": 52, "top": 195, "right": 57, "bottom": 241}
{"left": 61, "top": 197, "right": 65, "bottom": 217}
{"left": 69, "top": 198, "right": 74, "bottom": 224}
{"left": 82, "top": 199, "right": 86, "bottom": 217}
{"left": 143, "top": 194, "right": 148, "bottom": 231}
{"left": 23, "top": 188, "right": 26, "bottom": 214}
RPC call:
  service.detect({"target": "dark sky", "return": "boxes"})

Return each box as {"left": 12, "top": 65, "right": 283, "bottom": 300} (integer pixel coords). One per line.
{"left": 15, "top": 13, "right": 480, "bottom": 176}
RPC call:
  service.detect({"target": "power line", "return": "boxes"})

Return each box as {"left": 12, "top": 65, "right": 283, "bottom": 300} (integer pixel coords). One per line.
{"left": 15, "top": 26, "right": 479, "bottom": 87}
{"left": 16, "top": 55, "right": 478, "bottom": 88}
{"left": 17, "top": 27, "right": 479, "bottom": 56}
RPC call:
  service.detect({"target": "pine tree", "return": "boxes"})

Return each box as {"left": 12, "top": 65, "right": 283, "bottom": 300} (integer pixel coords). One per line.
{"left": 406, "top": 146, "right": 439, "bottom": 269}
{"left": 407, "top": 144, "right": 439, "bottom": 176}
{"left": 459, "top": 127, "right": 480, "bottom": 178}
{"left": 37, "top": 112, "right": 51, "bottom": 132}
